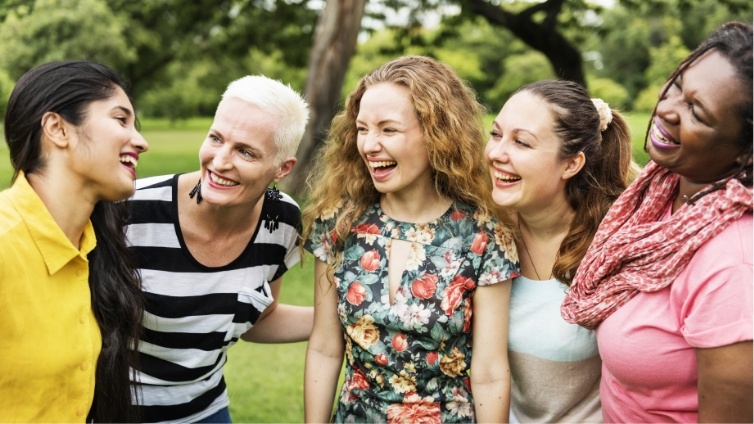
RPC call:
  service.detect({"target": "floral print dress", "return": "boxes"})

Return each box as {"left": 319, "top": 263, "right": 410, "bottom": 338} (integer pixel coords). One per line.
{"left": 305, "top": 201, "right": 519, "bottom": 423}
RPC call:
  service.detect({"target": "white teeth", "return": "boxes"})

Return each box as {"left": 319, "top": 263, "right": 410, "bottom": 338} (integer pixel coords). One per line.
{"left": 652, "top": 126, "right": 677, "bottom": 144}
{"left": 120, "top": 155, "right": 137, "bottom": 168}
{"left": 494, "top": 171, "right": 521, "bottom": 182}
{"left": 370, "top": 160, "right": 397, "bottom": 168}
{"left": 210, "top": 172, "right": 238, "bottom": 186}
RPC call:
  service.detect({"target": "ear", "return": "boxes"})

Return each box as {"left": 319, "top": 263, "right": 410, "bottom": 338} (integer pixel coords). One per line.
{"left": 562, "top": 151, "right": 586, "bottom": 180}
{"left": 273, "top": 157, "right": 297, "bottom": 182}
{"left": 40, "top": 111, "right": 71, "bottom": 148}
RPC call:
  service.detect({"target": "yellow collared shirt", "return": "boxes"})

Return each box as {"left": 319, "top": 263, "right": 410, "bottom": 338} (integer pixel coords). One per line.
{"left": 0, "top": 173, "right": 101, "bottom": 422}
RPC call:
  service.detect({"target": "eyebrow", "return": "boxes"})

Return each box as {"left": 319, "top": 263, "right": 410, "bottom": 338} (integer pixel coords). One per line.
{"left": 355, "top": 118, "right": 403, "bottom": 126}
{"left": 113, "top": 106, "right": 134, "bottom": 117}
{"left": 492, "top": 120, "right": 537, "bottom": 139}
{"left": 210, "top": 129, "right": 266, "bottom": 155}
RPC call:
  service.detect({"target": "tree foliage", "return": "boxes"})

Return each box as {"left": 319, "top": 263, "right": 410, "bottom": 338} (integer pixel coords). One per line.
{"left": 0, "top": 0, "right": 135, "bottom": 79}
{"left": 0, "top": 0, "right": 752, "bottom": 196}
{"left": 0, "top": 0, "right": 318, "bottom": 110}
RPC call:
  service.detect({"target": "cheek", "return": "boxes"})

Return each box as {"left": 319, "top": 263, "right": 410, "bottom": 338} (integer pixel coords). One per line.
{"left": 356, "top": 137, "right": 366, "bottom": 155}
{"left": 483, "top": 143, "right": 493, "bottom": 161}
{"left": 198, "top": 144, "right": 212, "bottom": 163}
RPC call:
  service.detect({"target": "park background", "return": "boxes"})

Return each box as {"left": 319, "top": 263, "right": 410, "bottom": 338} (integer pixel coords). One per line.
{"left": 0, "top": 0, "right": 751, "bottom": 421}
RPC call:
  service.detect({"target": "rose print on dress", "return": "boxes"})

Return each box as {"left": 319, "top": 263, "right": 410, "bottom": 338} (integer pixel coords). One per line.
{"left": 392, "top": 333, "right": 408, "bottom": 352}
{"left": 440, "top": 347, "right": 467, "bottom": 377}
{"left": 353, "top": 223, "right": 381, "bottom": 244}
{"left": 375, "top": 353, "right": 388, "bottom": 366}
{"left": 386, "top": 395, "right": 441, "bottom": 424}
{"left": 441, "top": 275, "right": 476, "bottom": 316}
{"left": 411, "top": 274, "right": 438, "bottom": 299}
{"left": 347, "top": 315, "right": 380, "bottom": 349}
{"left": 347, "top": 282, "right": 367, "bottom": 306}
{"left": 360, "top": 250, "right": 381, "bottom": 272}
{"left": 469, "top": 232, "right": 488, "bottom": 255}
{"left": 304, "top": 202, "right": 520, "bottom": 421}
{"left": 345, "top": 367, "right": 371, "bottom": 402}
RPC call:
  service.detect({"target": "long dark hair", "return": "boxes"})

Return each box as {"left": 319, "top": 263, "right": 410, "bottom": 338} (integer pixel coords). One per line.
{"left": 4, "top": 60, "right": 143, "bottom": 422}
{"left": 514, "top": 80, "right": 634, "bottom": 285}
{"left": 649, "top": 21, "right": 753, "bottom": 198}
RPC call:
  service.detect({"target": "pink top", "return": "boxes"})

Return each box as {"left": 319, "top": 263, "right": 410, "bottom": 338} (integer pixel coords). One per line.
{"left": 597, "top": 210, "right": 753, "bottom": 423}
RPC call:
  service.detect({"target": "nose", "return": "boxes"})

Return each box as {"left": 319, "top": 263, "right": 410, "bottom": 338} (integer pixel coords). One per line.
{"left": 655, "top": 84, "right": 681, "bottom": 125}
{"left": 213, "top": 145, "right": 233, "bottom": 170}
{"left": 361, "top": 130, "right": 382, "bottom": 154}
{"left": 132, "top": 130, "right": 149, "bottom": 153}
{"left": 486, "top": 138, "right": 510, "bottom": 165}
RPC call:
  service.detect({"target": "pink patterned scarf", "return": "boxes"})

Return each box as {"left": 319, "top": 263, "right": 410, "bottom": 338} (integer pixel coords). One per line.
{"left": 562, "top": 160, "right": 753, "bottom": 329}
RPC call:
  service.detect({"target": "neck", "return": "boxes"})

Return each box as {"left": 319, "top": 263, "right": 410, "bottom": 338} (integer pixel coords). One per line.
{"left": 516, "top": 198, "right": 575, "bottom": 241}
{"left": 27, "top": 171, "right": 96, "bottom": 249}
{"left": 514, "top": 197, "right": 575, "bottom": 282}
{"left": 380, "top": 190, "right": 452, "bottom": 223}
{"left": 674, "top": 176, "right": 718, "bottom": 213}
{"left": 180, "top": 172, "right": 264, "bottom": 237}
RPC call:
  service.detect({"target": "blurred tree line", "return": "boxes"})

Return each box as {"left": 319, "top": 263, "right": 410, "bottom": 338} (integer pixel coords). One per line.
{"left": 0, "top": 0, "right": 750, "bottom": 194}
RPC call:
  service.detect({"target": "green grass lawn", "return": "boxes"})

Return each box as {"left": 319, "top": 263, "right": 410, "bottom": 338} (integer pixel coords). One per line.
{"left": 0, "top": 113, "right": 652, "bottom": 422}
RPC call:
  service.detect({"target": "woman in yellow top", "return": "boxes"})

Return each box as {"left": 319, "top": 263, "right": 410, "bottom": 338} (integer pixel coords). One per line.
{"left": 0, "top": 60, "right": 149, "bottom": 422}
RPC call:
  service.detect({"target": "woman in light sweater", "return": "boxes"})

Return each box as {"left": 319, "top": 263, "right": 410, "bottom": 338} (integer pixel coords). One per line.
{"left": 485, "top": 80, "right": 635, "bottom": 422}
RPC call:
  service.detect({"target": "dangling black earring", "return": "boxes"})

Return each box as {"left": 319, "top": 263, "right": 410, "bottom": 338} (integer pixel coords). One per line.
{"left": 263, "top": 184, "right": 282, "bottom": 233}
{"left": 189, "top": 179, "right": 203, "bottom": 204}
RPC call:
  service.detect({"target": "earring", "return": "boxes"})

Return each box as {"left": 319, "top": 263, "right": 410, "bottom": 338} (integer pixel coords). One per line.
{"left": 189, "top": 179, "right": 203, "bottom": 204}
{"left": 263, "top": 184, "right": 283, "bottom": 233}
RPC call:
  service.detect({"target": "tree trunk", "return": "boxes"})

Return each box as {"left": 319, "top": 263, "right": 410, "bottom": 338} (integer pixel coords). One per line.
{"left": 281, "top": 0, "right": 366, "bottom": 198}
{"left": 464, "top": 0, "right": 585, "bottom": 86}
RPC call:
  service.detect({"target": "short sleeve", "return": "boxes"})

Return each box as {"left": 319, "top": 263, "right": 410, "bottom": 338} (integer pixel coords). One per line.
{"left": 303, "top": 213, "right": 337, "bottom": 265}
{"left": 679, "top": 217, "right": 753, "bottom": 348}
{"left": 681, "top": 263, "right": 753, "bottom": 348}
{"left": 477, "top": 220, "right": 520, "bottom": 286}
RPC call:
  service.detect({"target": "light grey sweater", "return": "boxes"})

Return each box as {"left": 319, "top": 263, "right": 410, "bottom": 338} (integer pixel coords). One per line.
{"left": 508, "top": 275, "right": 602, "bottom": 423}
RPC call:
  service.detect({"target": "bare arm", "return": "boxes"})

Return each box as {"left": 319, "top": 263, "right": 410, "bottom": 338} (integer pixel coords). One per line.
{"left": 471, "top": 280, "right": 512, "bottom": 423}
{"left": 697, "top": 340, "right": 753, "bottom": 423}
{"left": 241, "top": 277, "right": 314, "bottom": 343}
{"left": 305, "top": 259, "right": 345, "bottom": 423}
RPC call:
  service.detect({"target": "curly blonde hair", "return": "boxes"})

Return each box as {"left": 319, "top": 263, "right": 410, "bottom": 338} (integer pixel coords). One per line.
{"left": 302, "top": 55, "right": 496, "bottom": 263}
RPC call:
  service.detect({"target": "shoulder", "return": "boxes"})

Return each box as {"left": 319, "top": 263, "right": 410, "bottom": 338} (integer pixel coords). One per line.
{"left": 132, "top": 174, "right": 176, "bottom": 202}
{"left": 128, "top": 175, "right": 177, "bottom": 225}
{"left": 272, "top": 190, "right": 301, "bottom": 228}
{"left": 135, "top": 174, "right": 175, "bottom": 191}
{"left": 0, "top": 190, "right": 22, "bottom": 237}
{"left": 694, "top": 212, "right": 752, "bottom": 267}
{"left": 277, "top": 191, "right": 301, "bottom": 216}
{"left": 673, "top": 212, "right": 752, "bottom": 308}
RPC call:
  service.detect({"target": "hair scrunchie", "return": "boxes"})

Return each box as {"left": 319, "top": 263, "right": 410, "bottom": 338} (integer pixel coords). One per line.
{"left": 591, "top": 98, "right": 612, "bottom": 132}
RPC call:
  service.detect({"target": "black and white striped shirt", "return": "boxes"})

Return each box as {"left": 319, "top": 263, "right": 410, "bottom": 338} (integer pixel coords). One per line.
{"left": 126, "top": 174, "right": 301, "bottom": 423}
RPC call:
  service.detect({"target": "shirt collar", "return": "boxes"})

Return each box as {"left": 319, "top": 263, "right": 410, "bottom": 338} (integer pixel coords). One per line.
{"left": 9, "top": 172, "right": 97, "bottom": 275}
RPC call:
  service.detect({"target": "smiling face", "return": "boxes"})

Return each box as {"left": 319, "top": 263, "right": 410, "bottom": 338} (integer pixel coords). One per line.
{"left": 197, "top": 97, "right": 294, "bottom": 208}
{"left": 485, "top": 91, "right": 582, "bottom": 215}
{"left": 356, "top": 82, "right": 433, "bottom": 199}
{"left": 69, "top": 86, "right": 148, "bottom": 202}
{"left": 648, "top": 50, "right": 748, "bottom": 185}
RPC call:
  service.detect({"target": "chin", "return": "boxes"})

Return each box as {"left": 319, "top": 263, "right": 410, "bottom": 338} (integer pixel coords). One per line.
{"left": 491, "top": 192, "right": 515, "bottom": 208}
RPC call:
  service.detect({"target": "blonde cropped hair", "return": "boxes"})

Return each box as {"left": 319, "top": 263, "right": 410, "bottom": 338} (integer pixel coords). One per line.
{"left": 221, "top": 75, "right": 309, "bottom": 164}
{"left": 302, "top": 55, "right": 496, "bottom": 261}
